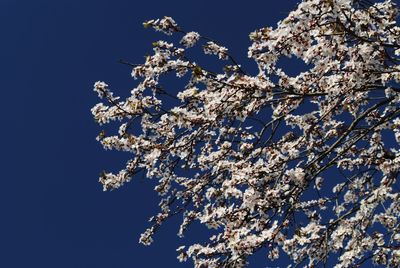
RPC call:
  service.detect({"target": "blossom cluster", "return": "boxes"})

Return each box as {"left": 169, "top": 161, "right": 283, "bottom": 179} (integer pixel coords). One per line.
{"left": 92, "top": 0, "right": 400, "bottom": 267}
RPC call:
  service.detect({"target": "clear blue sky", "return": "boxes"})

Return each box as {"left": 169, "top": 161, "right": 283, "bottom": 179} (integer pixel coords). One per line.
{"left": 1, "top": 1, "right": 300, "bottom": 267}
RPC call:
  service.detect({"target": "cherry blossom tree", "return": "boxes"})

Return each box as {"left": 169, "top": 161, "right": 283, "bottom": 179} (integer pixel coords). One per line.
{"left": 91, "top": 0, "right": 400, "bottom": 267}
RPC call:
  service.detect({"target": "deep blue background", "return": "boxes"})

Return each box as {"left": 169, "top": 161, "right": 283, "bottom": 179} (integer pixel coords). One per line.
{"left": 1, "top": 1, "right": 299, "bottom": 267}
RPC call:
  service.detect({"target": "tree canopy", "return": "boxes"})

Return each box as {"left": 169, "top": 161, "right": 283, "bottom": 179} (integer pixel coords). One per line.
{"left": 91, "top": 0, "right": 400, "bottom": 267}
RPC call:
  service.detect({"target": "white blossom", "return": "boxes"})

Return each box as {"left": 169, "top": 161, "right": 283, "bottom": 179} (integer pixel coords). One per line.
{"left": 180, "top": 31, "right": 200, "bottom": 48}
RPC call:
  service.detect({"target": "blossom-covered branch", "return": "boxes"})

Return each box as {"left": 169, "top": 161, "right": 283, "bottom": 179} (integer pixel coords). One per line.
{"left": 91, "top": 1, "right": 400, "bottom": 267}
